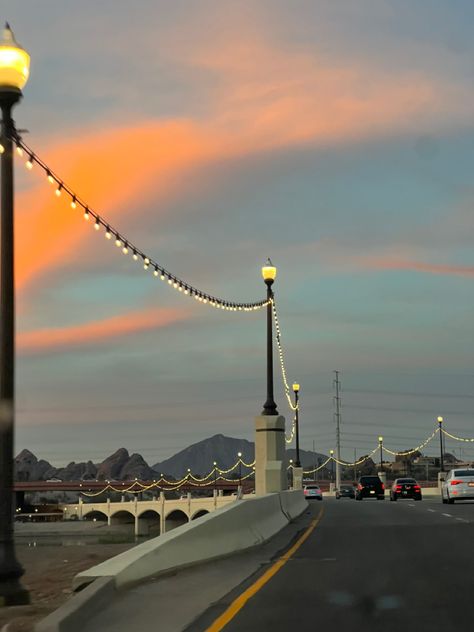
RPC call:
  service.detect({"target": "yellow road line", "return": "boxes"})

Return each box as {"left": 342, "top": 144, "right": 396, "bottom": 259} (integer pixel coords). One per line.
{"left": 205, "top": 508, "right": 324, "bottom": 632}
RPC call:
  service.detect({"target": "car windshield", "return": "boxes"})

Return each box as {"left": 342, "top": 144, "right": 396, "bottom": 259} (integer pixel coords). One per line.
{"left": 396, "top": 479, "right": 416, "bottom": 484}
{"left": 453, "top": 470, "right": 474, "bottom": 477}
{"left": 360, "top": 477, "right": 380, "bottom": 484}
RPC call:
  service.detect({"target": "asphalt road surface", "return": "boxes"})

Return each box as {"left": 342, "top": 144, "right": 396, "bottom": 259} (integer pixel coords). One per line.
{"left": 194, "top": 496, "right": 474, "bottom": 632}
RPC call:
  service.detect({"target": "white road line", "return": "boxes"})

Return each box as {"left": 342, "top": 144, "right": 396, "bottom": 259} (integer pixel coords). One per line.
{"left": 408, "top": 504, "right": 415, "bottom": 507}
{"left": 442, "top": 513, "right": 452, "bottom": 518}
{"left": 427, "top": 509, "right": 435, "bottom": 513}
{"left": 456, "top": 518, "right": 469, "bottom": 523}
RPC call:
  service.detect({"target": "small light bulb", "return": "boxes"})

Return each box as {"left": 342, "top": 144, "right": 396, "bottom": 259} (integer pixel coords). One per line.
{"left": 84, "top": 209, "right": 90, "bottom": 220}
{"left": 94, "top": 220, "right": 100, "bottom": 231}
{"left": 184, "top": 288, "right": 189, "bottom": 295}
{"left": 144, "top": 263, "right": 149, "bottom": 270}
{"left": 16, "top": 146, "right": 23, "bottom": 157}
{"left": 122, "top": 245, "right": 128, "bottom": 254}
{"left": 168, "top": 278, "right": 173, "bottom": 285}
{"left": 26, "top": 158, "right": 33, "bottom": 170}
{"left": 71, "top": 198, "right": 77, "bottom": 209}
{"left": 144, "top": 258, "right": 150, "bottom": 265}
{"left": 115, "top": 238, "right": 121, "bottom": 247}
{"left": 47, "top": 173, "right": 54, "bottom": 184}
{"left": 133, "top": 251, "right": 138, "bottom": 261}
{"left": 173, "top": 282, "right": 178, "bottom": 289}
{"left": 105, "top": 229, "right": 111, "bottom": 239}
{"left": 0, "top": 145, "right": 4, "bottom": 154}
{"left": 160, "top": 274, "right": 165, "bottom": 280}
{"left": 55, "top": 186, "right": 62, "bottom": 197}
{"left": 178, "top": 285, "right": 183, "bottom": 292}
{"left": 154, "top": 268, "right": 159, "bottom": 277}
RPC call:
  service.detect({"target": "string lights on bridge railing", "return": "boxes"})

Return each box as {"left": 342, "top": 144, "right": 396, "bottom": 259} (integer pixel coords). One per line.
{"left": 11, "top": 137, "right": 270, "bottom": 313}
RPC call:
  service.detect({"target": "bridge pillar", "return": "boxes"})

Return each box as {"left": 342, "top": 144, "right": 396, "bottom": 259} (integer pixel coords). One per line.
{"left": 107, "top": 498, "right": 111, "bottom": 526}
{"left": 255, "top": 414, "right": 286, "bottom": 495}
{"left": 78, "top": 497, "right": 83, "bottom": 520}
{"left": 292, "top": 466, "right": 303, "bottom": 490}
{"left": 213, "top": 489, "right": 217, "bottom": 509}
{"left": 160, "top": 492, "right": 165, "bottom": 534}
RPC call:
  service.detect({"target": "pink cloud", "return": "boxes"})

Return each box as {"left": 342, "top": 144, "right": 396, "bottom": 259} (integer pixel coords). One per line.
{"left": 18, "top": 306, "right": 191, "bottom": 355}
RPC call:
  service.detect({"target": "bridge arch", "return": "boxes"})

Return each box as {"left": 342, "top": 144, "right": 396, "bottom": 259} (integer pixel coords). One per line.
{"left": 82, "top": 509, "right": 108, "bottom": 522}
{"left": 191, "top": 509, "right": 209, "bottom": 521}
{"left": 136, "top": 509, "right": 161, "bottom": 537}
{"left": 109, "top": 510, "right": 135, "bottom": 530}
{"left": 165, "top": 509, "right": 189, "bottom": 532}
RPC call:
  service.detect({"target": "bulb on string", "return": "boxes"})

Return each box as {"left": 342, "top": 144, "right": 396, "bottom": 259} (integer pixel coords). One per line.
{"left": 71, "top": 197, "right": 77, "bottom": 209}
{"left": 105, "top": 228, "right": 112, "bottom": 239}
{"left": 160, "top": 273, "right": 165, "bottom": 281}
{"left": 0, "top": 145, "right": 4, "bottom": 154}
{"left": 94, "top": 219, "right": 100, "bottom": 231}
{"left": 122, "top": 244, "right": 129, "bottom": 254}
{"left": 47, "top": 172, "right": 55, "bottom": 184}
{"left": 168, "top": 278, "right": 173, "bottom": 285}
{"left": 16, "top": 146, "right": 23, "bottom": 157}
{"left": 55, "top": 185, "right": 62, "bottom": 197}
{"left": 84, "top": 208, "right": 90, "bottom": 220}
{"left": 154, "top": 267, "right": 159, "bottom": 277}
{"left": 133, "top": 251, "right": 138, "bottom": 261}
{"left": 115, "top": 237, "right": 122, "bottom": 247}
{"left": 26, "top": 155, "right": 33, "bottom": 169}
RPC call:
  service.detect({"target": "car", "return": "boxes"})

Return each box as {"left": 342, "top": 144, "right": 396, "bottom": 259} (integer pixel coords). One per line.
{"left": 390, "top": 478, "right": 422, "bottom": 501}
{"left": 335, "top": 485, "right": 356, "bottom": 499}
{"left": 46, "top": 478, "right": 62, "bottom": 483}
{"left": 441, "top": 468, "right": 474, "bottom": 504}
{"left": 303, "top": 484, "right": 323, "bottom": 500}
{"left": 355, "top": 475, "right": 384, "bottom": 500}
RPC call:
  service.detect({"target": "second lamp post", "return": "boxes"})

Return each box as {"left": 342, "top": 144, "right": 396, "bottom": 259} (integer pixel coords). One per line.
{"left": 292, "top": 382, "right": 301, "bottom": 468}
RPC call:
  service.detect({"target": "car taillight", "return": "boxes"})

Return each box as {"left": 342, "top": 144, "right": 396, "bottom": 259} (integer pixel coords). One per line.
{"left": 357, "top": 484, "right": 363, "bottom": 490}
{"left": 381, "top": 483, "right": 384, "bottom": 490}
{"left": 414, "top": 485, "right": 421, "bottom": 491}
{"left": 451, "top": 480, "right": 463, "bottom": 486}
{"left": 396, "top": 485, "right": 402, "bottom": 491}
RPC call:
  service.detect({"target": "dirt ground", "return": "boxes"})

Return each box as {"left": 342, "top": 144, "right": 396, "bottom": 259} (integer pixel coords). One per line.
{"left": 0, "top": 540, "right": 132, "bottom": 632}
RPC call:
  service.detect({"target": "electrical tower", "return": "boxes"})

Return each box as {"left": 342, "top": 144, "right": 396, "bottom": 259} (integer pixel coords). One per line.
{"left": 334, "top": 370, "right": 342, "bottom": 490}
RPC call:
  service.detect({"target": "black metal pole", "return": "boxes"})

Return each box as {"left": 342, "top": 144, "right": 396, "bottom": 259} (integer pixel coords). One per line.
{"left": 439, "top": 420, "right": 444, "bottom": 472}
{"left": 0, "top": 90, "right": 29, "bottom": 605}
{"left": 239, "top": 461, "right": 242, "bottom": 487}
{"left": 213, "top": 463, "right": 217, "bottom": 494}
{"left": 262, "top": 282, "right": 278, "bottom": 415}
{"left": 294, "top": 390, "right": 301, "bottom": 467}
{"left": 379, "top": 442, "right": 383, "bottom": 472}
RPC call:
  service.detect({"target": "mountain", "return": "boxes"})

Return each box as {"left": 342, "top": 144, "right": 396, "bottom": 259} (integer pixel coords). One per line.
{"left": 14, "top": 449, "right": 57, "bottom": 481}
{"left": 152, "top": 433, "right": 328, "bottom": 478}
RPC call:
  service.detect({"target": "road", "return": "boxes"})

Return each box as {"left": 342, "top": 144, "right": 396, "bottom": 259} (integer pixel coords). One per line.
{"left": 84, "top": 496, "right": 474, "bottom": 632}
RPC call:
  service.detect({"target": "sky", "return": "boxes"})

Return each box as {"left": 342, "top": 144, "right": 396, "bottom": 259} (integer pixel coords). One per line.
{"left": 4, "top": 0, "right": 474, "bottom": 467}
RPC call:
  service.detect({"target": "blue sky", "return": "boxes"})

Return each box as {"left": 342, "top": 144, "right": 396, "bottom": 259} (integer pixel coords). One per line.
{"left": 4, "top": 1, "right": 474, "bottom": 466}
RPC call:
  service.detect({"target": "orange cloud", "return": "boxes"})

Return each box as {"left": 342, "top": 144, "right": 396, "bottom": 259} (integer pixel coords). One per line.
{"left": 18, "top": 306, "right": 190, "bottom": 355}
{"left": 16, "top": 29, "right": 470, "bottom": 299}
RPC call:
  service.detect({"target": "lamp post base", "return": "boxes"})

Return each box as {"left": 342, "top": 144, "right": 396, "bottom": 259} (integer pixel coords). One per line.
{"left": 255, "top": 414, "right": 286, "bottom": 494}
{"left": 292, "top": 466, "right": 303, "bottom": 490}
{"left": 0, "top": 578, "right": 30, "bottom": 607}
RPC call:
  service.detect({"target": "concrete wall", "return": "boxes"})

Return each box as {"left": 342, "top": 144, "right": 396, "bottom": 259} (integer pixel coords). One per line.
{"left": 73, "top": 490, "right": 307, "bottom": 591}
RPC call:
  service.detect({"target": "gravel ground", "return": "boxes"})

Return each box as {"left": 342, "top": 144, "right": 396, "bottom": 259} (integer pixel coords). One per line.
{"left": 0, "top": 523, "right": 135, "bottom": 632}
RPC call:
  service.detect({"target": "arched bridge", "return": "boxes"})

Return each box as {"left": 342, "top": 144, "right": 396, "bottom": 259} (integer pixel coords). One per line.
{"left": 61, "top": 492, "right": 236, "bottom": 536}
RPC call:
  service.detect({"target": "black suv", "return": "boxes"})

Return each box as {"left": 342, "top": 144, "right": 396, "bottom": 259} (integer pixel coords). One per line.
{"left": 355, "top": 475, "right": 385, "bottom": 500}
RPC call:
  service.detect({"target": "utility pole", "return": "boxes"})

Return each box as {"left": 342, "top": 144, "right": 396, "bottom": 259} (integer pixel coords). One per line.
{"left": 334, "top": 371, "right": 341, "bottom": 491}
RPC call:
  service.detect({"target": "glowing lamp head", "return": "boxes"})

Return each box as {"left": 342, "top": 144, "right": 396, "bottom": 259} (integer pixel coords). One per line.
{"left": 330, "top": 450, "right": 334, "bottom": 456}
{"left": 261, "top": 258, "right": 277, "bottom": 285}
{"left": 378, "top": 436, "right": 383, "bottom": 443}
{"left": 0, "top": 23, "right": 30, "bottom": 92}
{"left": 237, "top": 452, "right": 242, "bottom": 458}
{"left": 437, "top": 416, "right": 443, "bottom": 423}
{"left": 292, "top": 382, "right": 300, "bottom": 393}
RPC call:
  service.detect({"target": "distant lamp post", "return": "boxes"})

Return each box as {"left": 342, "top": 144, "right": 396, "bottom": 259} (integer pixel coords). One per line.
{"left": 237, "top": 452, "right": 242, "bottom": 487}
{"left": 261, "top": 259, "right": 278, "bottom": 415}
{"left": 329, "top": 450, "right": 334, "bottom": 482}
{"left": 378, "top": 436, "right": 384, "bottom": 472}
{"left": 0, "top": 22, "right": 30, "bottom": 606}
{"left": 289, "top": 458, "right": 293, "bottom": 487}
{"left": 437, "top": 416, "right": 444, "bottom": 472}
{"left": 213, "top": 461, "right": 217, "bottom": 493}
{"left": 292, "top": 383, "right": 301, "bottom": 467}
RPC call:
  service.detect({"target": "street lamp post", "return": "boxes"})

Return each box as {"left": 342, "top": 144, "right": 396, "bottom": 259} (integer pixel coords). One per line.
{"left": 329, "top": 450, "right": 334, "bottom": 483}
{"left": 213, "top": 461, "right": 217, "bottom": 494}
{"left": 0, "top": 23, "right": 30, "bottom": 606}
{"left": 237, "top": 452, "right": 242, "bottom": 487}
{"left": 261, "top": 259, "right": 278, "bottom": 416}
{"left": 378, "top": 436, "right": 383, "bottom": 472}
{"left": 289, "top": 459, "right": 293, "bottom": 488}
{"left": 292, "top": 383, "right": 301, "bottom": 467}
{"left": 437, "top": 416, "right": 444, "bottom": 473}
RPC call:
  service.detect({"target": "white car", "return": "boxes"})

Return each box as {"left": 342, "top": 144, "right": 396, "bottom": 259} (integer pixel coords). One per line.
{"left": 303, "top": 484, "right": 323, "bottom": 500}
{"left": 441, "top": 468, "right": 474, "bottom": 504}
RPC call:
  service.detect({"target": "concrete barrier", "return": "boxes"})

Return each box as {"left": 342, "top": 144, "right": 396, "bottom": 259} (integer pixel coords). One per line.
{"left": 73, "top": 490, "right": 306, "bottom": 591}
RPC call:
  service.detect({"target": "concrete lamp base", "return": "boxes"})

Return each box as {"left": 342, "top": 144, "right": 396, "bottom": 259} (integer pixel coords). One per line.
{"left": 255, "top": 415, "right": 286, "bottom": 495}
